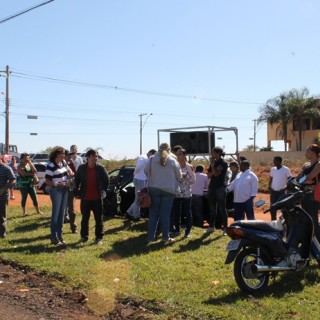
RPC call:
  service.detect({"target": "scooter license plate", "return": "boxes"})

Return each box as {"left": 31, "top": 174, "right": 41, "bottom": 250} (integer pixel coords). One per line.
{"left": 226, "top": 239, "right": 241, "bottom": 251}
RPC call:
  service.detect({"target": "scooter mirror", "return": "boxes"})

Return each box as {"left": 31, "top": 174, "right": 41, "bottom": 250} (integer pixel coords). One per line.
{"left": 298, "top": 176, "right": 306, "bottom": 184}
{"left": 255, "top": 200, "right": 265, "bottom": 207}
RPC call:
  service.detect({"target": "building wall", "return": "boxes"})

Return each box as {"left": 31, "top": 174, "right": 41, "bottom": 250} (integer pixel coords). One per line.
{"left": 238, "top": 151, "right": 306, "bottom": 165}
{"left": 267, "top": 122, "right": 320, "bottom": 151}
{"left": 267, "top": 123, "right": 320, "bottom": 151}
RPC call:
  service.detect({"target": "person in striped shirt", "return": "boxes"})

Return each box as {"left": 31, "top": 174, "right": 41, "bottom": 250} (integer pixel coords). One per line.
{"left": 45, "top": 146, "right": 74, "bottom": 246}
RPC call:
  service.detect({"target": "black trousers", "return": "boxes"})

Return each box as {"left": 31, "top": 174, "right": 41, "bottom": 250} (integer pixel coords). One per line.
{"left": 80, "top": 199, "right": 104, "bottom": 240}
{"left": 0, "top": 200, "right": 7, "bottom": 237}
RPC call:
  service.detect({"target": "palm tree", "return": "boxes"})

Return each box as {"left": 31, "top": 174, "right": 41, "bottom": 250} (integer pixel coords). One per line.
{"left": 258, "top": 92, "right": 293, "bottom": 151}
{"left": 287, "top": 87, "right": 318, "bottom": 151}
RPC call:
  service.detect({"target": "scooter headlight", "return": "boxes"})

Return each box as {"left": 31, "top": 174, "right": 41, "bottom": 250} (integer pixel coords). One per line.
{"left": 226, "top": 227, "right": 245, "bottom": 239}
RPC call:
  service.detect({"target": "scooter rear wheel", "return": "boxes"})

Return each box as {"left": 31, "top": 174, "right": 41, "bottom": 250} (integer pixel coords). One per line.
{"left": 234, "top": 247, "right": 269, "bottom": 294}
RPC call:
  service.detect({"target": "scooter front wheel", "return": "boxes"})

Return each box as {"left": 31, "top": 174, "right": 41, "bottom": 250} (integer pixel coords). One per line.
{"left": 234, "top": 248, "right": 269, "bottom": 294}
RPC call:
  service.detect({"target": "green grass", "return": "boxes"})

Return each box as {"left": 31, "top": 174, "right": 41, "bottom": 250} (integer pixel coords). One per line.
{"left": 1, "top": 206, "right": 320, "bottom": 319}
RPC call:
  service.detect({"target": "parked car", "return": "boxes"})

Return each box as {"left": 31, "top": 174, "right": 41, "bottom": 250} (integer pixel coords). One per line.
{"left": 104, "top": 166, "right": 135, "bottom": 216}
{"left": 30, "top": 153, "right": 49, "bottom": 164}
{"left": 35, "top": 163, "right": 50, "bottom": 194}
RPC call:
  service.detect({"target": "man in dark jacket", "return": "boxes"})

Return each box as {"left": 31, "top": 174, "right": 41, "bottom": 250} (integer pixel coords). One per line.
{"left": 74, "top": 149, "right": 109, "bottom": 245}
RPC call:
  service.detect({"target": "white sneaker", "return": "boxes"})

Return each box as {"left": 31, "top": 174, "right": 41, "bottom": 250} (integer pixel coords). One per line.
{"left": 95, "top": 238, "right": 103, "bottom": 245}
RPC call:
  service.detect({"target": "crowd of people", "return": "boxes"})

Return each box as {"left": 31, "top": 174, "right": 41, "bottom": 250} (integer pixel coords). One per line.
{"left": 0, "top": 142, "right": 320, "bottom": 245}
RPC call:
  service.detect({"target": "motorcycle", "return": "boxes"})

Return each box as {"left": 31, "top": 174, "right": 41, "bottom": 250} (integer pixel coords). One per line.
{"left": 225, "top": 176, "right": 320, "bottom": 293}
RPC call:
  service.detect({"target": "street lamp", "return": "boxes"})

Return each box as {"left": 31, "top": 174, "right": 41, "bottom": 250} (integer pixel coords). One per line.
{"left": 139, "top": 113, "right": 153, "bottom": 155}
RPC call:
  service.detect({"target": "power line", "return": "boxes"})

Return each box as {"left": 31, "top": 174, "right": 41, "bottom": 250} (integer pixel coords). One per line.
{"left": 11, "top": 71, "right": 263, "bottom": 105}
{"left": 0, "top": 0, "right": 54, "bottom": 24}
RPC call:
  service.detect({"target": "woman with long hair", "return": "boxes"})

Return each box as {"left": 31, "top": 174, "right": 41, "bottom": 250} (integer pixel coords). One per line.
{"left": 17, "top": 153, "right": 43, "bottom": 216}
{"left": 298, "top": 144, "right": 320, "bottom": 242}
{"left": 45, "top": 146, "right": 73, "bottom": 245}
{"left": 144, "top": 143, "right": 181, "bottom": 244}
{"left": 206, "top": 146, "right": 228, "bottom": 234}
{"left": 172, "top": 148, "right": 195, "bottom": 238}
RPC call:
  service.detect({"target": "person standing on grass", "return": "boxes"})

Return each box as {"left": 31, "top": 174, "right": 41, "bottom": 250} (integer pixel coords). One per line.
{"left": 126, "top": 148, "right": 157, "bottom": 220}
{"left": 8, "top": 156, "right": 18, "bottom": 200}
{"left": 269, "top": 156, "right": 291, "bottom": 220}
{"left": 206, "top": 147, "right": 229, "bottom": 235}
{"left": 45, "top": 147, "right": 74, "bottom": 246}
{"left": 191, "top": 165, "right": 209, "bottom": 228}
{"left": 70, "top": 145, "right": 83, "bottom": 171}
{"left": 74, "top": 149, "right": 109, "bottom": 245}
{"left": 297, "top": 144, "right": 320, "bottom": 243}
{"left": 227, "top": 160, "right": 258, "bottom": 221}
{"left": 17, "top": 153, "right": 43, "bottom": 216}
{"left": 64, "top": 150, "right": 78, "bottom": 233}
{"left": 0, "top": 154, "right": 15, "bottom": 238}
{"left": 144, "top": 143, "right": 181, "bottom": 244}
{"left": 172, "top": 148, "right": 195, "bottom": 238}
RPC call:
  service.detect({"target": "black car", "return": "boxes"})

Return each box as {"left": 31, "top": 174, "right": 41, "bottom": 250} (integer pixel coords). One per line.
{"left": 104, "top": 166, "right": 135, "bottom": 216}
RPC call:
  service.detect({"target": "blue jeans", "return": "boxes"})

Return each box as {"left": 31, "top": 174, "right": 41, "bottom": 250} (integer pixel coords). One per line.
{"left": 207, "top": 186, "right": 228, "bottom": 229}
{"left": 234, "top": 198, "right": 255, "bottom": 221}
{"left": 50, "top": 187, "right": 68, "bottom": 240}
{"left": 148, "top": 188, "right": 175, "bottom": 241}
{"left": 127, "top": 178, "right": 146, "bottom": 218}
{"left": 173, "top": 197, "right": 192, "bottom": 235}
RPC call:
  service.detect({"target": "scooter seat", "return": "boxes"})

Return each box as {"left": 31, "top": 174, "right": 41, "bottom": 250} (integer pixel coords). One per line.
{"left": 231, "top": 220, "right": 284, "bottom": 233}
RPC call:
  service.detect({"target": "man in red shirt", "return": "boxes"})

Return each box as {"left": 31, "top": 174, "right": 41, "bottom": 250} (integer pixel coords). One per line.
{"left": 74, "top": 149, "right": 109, "bottom": 244}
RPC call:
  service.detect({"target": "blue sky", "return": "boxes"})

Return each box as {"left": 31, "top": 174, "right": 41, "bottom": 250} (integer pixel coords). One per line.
{"left": 1, "top": 0, "right": 319, "bottom": 159}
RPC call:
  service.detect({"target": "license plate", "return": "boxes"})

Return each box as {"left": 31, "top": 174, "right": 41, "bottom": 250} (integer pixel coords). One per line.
{"left": 226, "top": 239, "right": 241, "bottom": 251}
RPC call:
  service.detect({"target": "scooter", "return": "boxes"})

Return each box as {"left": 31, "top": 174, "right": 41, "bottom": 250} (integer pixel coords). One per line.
{"left": 225, "top": 176, "right": 320, "bottom": 293}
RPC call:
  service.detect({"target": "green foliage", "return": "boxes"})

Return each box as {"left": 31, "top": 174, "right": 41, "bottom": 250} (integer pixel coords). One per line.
{"left": 259, "top": 148, "right": 268, "bottom": 152}
{"left": 41, "top": 147, "right": 52, "bottom": 154}
{"left": 1, "top": 207, "right": 320, "bottom": 319}
{"left": 241, "top": 144, "right": 258, "bottom": 152}
{"left": 259, "top": 87, "right": 319, "bottom": 151}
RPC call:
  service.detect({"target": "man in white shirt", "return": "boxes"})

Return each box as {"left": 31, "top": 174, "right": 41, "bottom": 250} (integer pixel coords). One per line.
{"left": 269, "top": 156, "right": 291, "bottom": 220}
{"left": 227, "top": 160, "right": 258, "bottom": 221}
{"left": 191, "top": 165, "right": 209, "bottom": 227}
{"left": 70, "top": 145, "right": 83, "bottom": 171}
{"left": 127, "top": 149, "right": 156, "bottom": 220}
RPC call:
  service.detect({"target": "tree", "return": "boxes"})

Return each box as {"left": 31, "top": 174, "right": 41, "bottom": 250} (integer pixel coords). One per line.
{"left": 258, "top": 87, "right": 319, "bottom": 151}
{"left": 242, "top": 144, "right": 257, "bottom": 152}
{"left": 286, "top": 87, "right": 319, "bottom": 151}
{"left": 258, "top": 92, "right": 293, "bottom": 151}
{"left": 41, "top": 147, "right": 52, "bottom": 154}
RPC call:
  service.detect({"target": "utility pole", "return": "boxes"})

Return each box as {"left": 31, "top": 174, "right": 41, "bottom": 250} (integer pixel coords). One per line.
{"left": 0, "top": 65, "right": 10, "bottom": 154}
{"left": 139, "top": 113, "right": 147, "bottom": 155}
{"left": 5, "top": 65, "right": 10, "bottom": 154}
{"left": 253, "top": 119, "right": 257, "bottom": 152}
{"left": 139, "top": 113, "right": 153, "bottom": 155}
